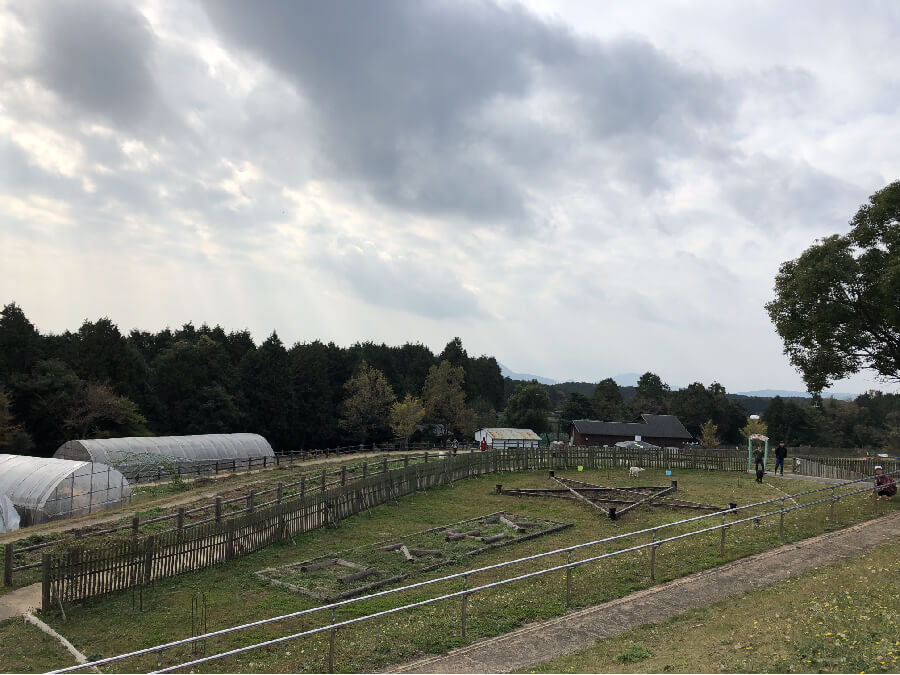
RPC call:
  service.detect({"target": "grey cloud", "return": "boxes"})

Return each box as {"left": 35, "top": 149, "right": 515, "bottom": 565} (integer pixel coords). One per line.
{"left": 202, "top": 1, "right": 737, "bottom": 223}
{"left": 569, "top": 37, "right": 734, "bottom": 139}
{"left": 10, "top": 0, "right": 162, "bottom": 130}
{"left": 317, "top": 240, "right": 484, "bottom": 320}
{"left": 720, "top": 154, "right": 863, "bottom": 231}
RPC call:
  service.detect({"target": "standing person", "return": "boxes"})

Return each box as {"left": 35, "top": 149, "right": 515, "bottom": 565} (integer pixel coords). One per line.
{"left": 752, "top": 446, "right": 765, "bottom": 482}
{"left": 480, "top": 436, "right": 488, "bottom": 452}
{"left": 774, "top": 441, "right": 788, "bottom": 476}
{"left": 451, "top": 438, "right": 459, "bottom": 455}
{"left": 873, "top": 466, "right": 896, "bottom": 500}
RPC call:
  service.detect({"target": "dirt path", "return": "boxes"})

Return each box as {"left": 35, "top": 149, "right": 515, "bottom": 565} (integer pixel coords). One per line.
{"left": 390, "top": 510, "right": 900, "bottom": 674}
{"left": 0, "top": 583, "right": 41, "bottom": 621}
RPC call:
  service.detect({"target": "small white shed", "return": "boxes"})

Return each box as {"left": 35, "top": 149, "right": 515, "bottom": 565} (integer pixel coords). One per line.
{"left": 474, "top": 428, "right": 541, "bottom": 450}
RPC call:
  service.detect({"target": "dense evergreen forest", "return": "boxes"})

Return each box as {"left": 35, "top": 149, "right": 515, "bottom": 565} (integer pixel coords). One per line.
{"left": 0, "top": 303, "right": 897, "bottom": 457}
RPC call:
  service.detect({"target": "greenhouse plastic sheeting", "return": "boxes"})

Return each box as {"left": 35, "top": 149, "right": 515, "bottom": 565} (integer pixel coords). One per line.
{"left": 0, "top": 493, "right": 19, "bottom": 533}
{"left": 55, "top": 433, "right": 274, "bottom": 466}
{"left": 0, "top": 455, "right": 131, "bottom": 526}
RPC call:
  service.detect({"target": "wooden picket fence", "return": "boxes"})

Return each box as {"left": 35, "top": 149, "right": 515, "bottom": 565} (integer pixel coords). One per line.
{"left": 794, "top": 456, "right": 899, "bottom": 481}
{"left": 42, "top": 446, "right": 747, "bottom": 609}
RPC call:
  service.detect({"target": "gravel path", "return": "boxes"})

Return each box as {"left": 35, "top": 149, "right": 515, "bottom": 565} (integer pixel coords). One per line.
{"left": 390, "top": 510, "right": 900, "bottom": 674}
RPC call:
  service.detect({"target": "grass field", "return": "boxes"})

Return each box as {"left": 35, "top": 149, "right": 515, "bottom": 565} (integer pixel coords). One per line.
{"left": 527, "top": 540, "right": 900, "bottom": 674}
{"left": 13, "top": 468, "right": 898, "bottom": 674}
{"left": 0, "top": 617, "right": 74, "bottom": 673}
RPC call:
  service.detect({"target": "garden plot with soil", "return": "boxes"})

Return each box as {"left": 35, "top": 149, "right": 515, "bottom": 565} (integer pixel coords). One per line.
{"left": 257, "top": 512, "right": 571, "bottom": 601}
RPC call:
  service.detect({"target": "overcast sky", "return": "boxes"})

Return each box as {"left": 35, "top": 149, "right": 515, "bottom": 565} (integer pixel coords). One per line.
{"left": 1, "top": 0, "right": 898, "bottom": 394}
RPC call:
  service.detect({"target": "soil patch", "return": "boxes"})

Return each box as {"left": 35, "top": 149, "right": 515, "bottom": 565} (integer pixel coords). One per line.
{"left": 257, "top": 511, "right": 570, "bottom": 601}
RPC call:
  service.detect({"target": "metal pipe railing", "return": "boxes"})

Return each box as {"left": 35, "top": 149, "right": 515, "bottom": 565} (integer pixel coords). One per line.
{"left": 50, "top": 472, "right": 888, "bottom": 674}
{"left": 157, "top": 482, "right": 881, "bottom": 674}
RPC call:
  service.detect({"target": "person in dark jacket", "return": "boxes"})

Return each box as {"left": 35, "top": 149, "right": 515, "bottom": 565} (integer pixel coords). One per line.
{"left": 752, "top": 446, "right": 765, "bottom": 482}
{"left": 774, "top": 441, "right": 788, "bottom": 476}
{"left": 874, "top": 466, "right": 896, "bottom": 500}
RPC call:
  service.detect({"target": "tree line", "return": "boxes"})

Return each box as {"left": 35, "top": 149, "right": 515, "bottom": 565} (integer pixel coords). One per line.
{"left": 551, "top": 373, "right": 900, "bottom": 449}
{"left": 1, "top": 303, "right": 897, "bottom": 458}
{"left": 0, "top": 305, "right": 512, "bottom": 456}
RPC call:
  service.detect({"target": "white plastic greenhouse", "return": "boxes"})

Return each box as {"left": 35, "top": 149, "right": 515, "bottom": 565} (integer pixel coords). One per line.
{"left": 0, "top": 493, "right": 20, "bottom": 533}
{"left": 0, "top": 455, "right": 132, "bottom": 527}
{"left": 54, "top": 433, "right": 276, "bottom": 481}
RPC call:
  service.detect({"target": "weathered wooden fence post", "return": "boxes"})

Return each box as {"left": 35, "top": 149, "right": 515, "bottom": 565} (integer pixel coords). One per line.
{"left": 41, "top": 554, "right": 51, "bottom": 612}
{"left": 226, "top": 521, "right": 235, "bottom": 561}
{"left": 276, "top": 483, "right": 283, "bottom": 504}
{"left": 301, "top": 476, "right": 306, "bottom": 497}
{"left": 460, "top": 574, "right": 469, "bottom": 638}
{"left": 328, "top": 607, "right": 337, "bottom": 673}
{"left": 779, "top": 497, "right": 786, "bottom": 542}
{"left": 403, "top": 455, "right": 409, "bottom": 469}
{"left": 565, "top": 551, "right": 573, "bottom": 609}
{"left": 215, "top": 497, "right": 223, "bottom": 523}
{"left": 720, "top": 514, "right": 727, "bottom": 556}
{"left": 177, "top": 508, "right": 185, "bottom": 531}
{"left": 132, "top": 516, "right": 140, "bottom": 536}
{"left": 829, "top": 487, "right": 836, "bottom": 523}
{"left": 144, "top": 535, "right": 155, "bottom": 584}
{"left": 341, "top": 466, "right": 347, "bottom": 486}
{"left": 382, "top": 456, "right": 388, "bottom": 475}
{"left": 321, "top": 470, "right": 327, "bottom": 492}
{"left": 362, "top": 462, "right": 368, "bottom": 478}
{"left": 650, "top": 532, "right": 657, "bottom": 581}
{"left": 720, "top": 504, "right": 736, "bottom": 556}
{"left": 247, "top": 491, "right": 255, "bottom": 514}
{"left": 3, "top": 542, "right": 13, "bottom": 586}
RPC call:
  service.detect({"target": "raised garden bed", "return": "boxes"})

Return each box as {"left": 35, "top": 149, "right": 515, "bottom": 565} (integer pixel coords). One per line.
{"left": 256, "top": 511, "right": 571, "bottom": 601}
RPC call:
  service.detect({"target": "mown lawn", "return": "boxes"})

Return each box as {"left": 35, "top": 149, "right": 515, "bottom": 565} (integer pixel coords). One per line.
{"left": 25, "top": 468, "right": 898, "bottom": 674}
{"left": 0, "top": 617, "right": 74, "bottom": 673}
{"left": 528, "top": 540, "right": 900, "bottom": 674}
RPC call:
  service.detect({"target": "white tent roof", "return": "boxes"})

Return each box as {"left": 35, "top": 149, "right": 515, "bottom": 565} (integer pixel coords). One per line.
{"left": 55, "top": 433, "right": 275, "bottom": 465}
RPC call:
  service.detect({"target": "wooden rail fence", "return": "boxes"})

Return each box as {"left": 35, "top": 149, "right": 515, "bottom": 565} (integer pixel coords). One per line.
{"left": 41, "top": 446, "right": 750, "bottom": 609}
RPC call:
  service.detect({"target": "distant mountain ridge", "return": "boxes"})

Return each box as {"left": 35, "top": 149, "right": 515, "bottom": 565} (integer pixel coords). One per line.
{"left": 498, "top": 363, "right": 557, "bottom": 385}
{"left": 735, "top": 389, "right": 856, "bottom": 400}
{"left": 500, "top": 365, "right": 860, "bottom": 401}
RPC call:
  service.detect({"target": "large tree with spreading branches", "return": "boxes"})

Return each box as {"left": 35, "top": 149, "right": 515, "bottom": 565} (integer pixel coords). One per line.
{"left": 766, "top": 181, "right": 900, "bottom": 392}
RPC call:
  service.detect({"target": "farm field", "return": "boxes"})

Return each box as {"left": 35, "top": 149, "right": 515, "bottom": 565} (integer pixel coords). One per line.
{"left": 0, "top": 450, "right": 410, "bottom": 594}
{"left": 528, "top": 539, "right": 900, "bottom": 674}
{"left": 12, "top": 467, "right": 900, "bottom": 673}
